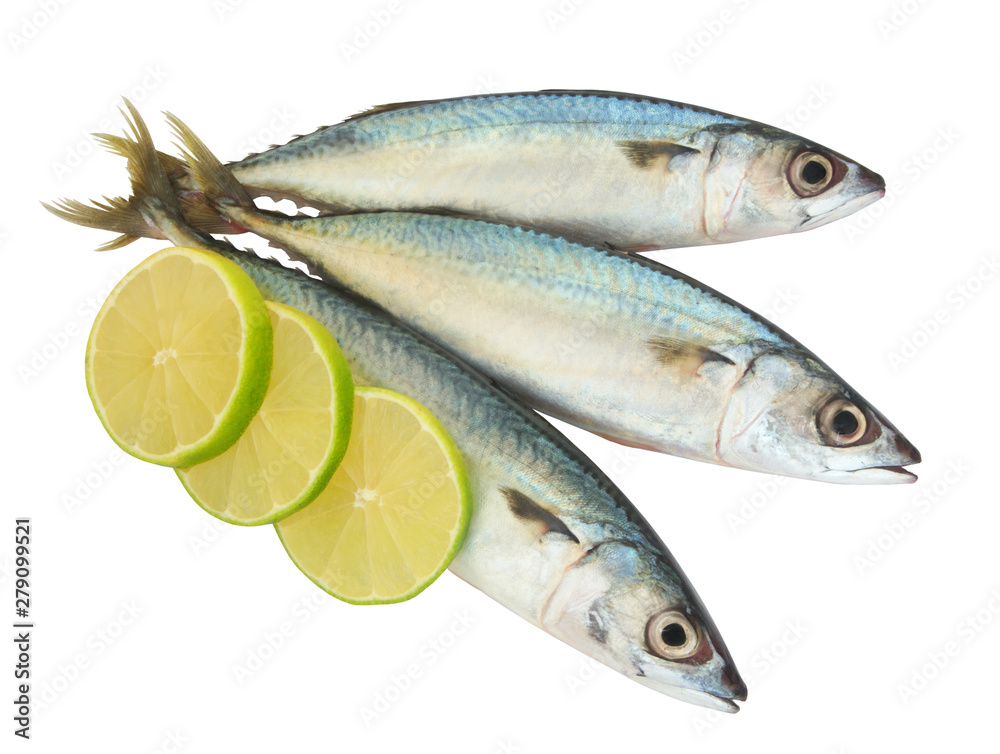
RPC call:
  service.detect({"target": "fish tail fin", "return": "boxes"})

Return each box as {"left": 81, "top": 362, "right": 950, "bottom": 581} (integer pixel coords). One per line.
{"left": 44, "top": 98, "right": 217, "bottom": 251}
{"left": 44, "top": 98, "right": 244, "bottom": 249}
{"left": 98, "top": 121, "right": 246, "bottom": 237}
{"left": 43, "top": 98, "right": 180, "bottom": 250}
{"left": 94, "top": 132, "right": 189, "bottom": 177}
{"left": 42, "top": 195, "right": 153, "bottom": 251}
{"left": 166, "top": 113, "right": 255, "bottom": 212}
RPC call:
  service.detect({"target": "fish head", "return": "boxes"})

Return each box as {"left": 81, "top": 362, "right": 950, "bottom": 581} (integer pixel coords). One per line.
{"left": 702, "top": 129, "right": 884, "bottom": 243}
{"left": 717, "top": 350, "right": 920, "bottom": 483}
{"left": 541, "top": 540, "right": 746, "bottom": 712}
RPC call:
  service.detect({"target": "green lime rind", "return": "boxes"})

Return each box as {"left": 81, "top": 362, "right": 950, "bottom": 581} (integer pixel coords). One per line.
{"left": 275, "top": 386, "right": 472, "bottom": 605}
{"left": 176, "top": 300, "right": 355, "bottom": 526}
{"left": 85, "top": 247, "right": 273, "bottom": 468}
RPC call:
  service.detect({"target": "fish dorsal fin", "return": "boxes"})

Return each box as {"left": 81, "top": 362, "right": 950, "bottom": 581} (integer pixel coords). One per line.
{"left": 343, "top": 99, "right": 436, "bottom": 122}
{"left": 536, "top": 88, "right": 677, "bottom": 103}
{"left": 647, "top": 336, "right": 734, "bottom": 376}
{"left": 340, "top": 90, "right": 721, "bottom": 126}
{"left": 341, "top": 90, "right": 665, "bottom": 124}
{"left": 502, "top": 488, "right": 580, "bottom": 543}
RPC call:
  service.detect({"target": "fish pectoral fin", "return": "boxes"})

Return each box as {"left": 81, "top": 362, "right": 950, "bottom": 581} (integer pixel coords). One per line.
{"left": 502, "top": 488, "right": 580, "bottom": 544}
{"left": 619, "top": 140, "right": 699, "bottom": 170}
{"left": 647, "top": 336, "right": 735, "bottom": 377}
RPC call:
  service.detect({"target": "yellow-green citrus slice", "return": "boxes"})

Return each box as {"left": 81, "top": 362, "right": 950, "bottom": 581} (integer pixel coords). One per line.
{"left": 176, "top": 301, "right": 354, "bottom": 525}
{"left": 85, "top": 247, "right": 272, "bottom": 467}
{"left": 275, "top": 386, "right": 472, "bottom": 604}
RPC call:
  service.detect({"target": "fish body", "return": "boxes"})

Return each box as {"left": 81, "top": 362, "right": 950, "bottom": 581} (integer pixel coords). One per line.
{"left": 237, "top": 250, "right": 745, "bottom": 710}
{"left": 193, "top": 199, "right": 919, "bottom": 485}
{"left": 47, "top": 103, "right": 748, "bottom": 712}
{"left": 189, "top": 91, "right": 884, "bottom": 250}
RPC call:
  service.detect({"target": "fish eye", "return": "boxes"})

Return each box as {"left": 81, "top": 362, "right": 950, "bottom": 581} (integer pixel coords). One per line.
{"left": 646, "top": 609, "right": 699, "bottom": 660}
{"left": 788, "top": 151, "right": 836, "bottom": 196}
{"left": 802, "top": 159, "right": 827, "bottom": 185}
{"left": 817, "top": 398, "right": 869, "bottom": 446}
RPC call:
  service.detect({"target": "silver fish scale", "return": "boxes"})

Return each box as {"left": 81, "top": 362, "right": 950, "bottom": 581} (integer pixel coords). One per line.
{"left": 299, "top": 210, "right": 785, "bottom": 348}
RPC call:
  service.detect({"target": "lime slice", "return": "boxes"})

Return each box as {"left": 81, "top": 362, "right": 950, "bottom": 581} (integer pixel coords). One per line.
{"left": 85, "top": 246, "right": 272, "bottom": 467}
{"left": 176, "top": 301, "right": 354, "bottom": 525}
{"left": 275, "top": 387, "right": 472, "bottom": 604}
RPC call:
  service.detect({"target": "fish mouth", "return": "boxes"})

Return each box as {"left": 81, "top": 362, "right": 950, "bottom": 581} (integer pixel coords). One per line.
{"left": 797, "top": 185, "right": 885, "bottom": 231}
{"left": 821, "top": 464, "right": 919, "bottom": 485}
{"left": 685, "top": 677, "right": 747, "bottom": 713}
{"left": 632, "top": 675, "right": 745, "bottom": 713}
{"left": 713, "top": 663, "right": 748, "bottom": 712}
{"left": 706, "top": 694, "right": 742, "bottom": 714}
{"left": 820, "top": 432, "right": 921, "bottom": 484}
{"left": 632, "top": 656, "right": 747, "bottom": 712}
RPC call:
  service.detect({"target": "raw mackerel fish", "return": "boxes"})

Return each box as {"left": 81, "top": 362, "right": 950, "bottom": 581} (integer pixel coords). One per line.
{"left": 162, "top": 91, "right": 883, "bottom": 250}
{"left": 47, "top": 104, "right": 748, "bottom": 713}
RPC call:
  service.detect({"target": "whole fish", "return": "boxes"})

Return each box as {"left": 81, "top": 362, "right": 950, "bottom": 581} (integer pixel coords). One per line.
{"left": 165, "top": 120, "right": 919, "bottom": 485}
{"left": 47, "top": 104, "right": 748, "bottom": 712}
{"left": 126, "top": 90, "right": 883, "bottom": 251}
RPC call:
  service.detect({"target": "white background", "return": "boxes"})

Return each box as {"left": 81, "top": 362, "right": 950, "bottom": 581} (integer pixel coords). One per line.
{"left": 3, "top": 0, "right": 998, "bottom": 751}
